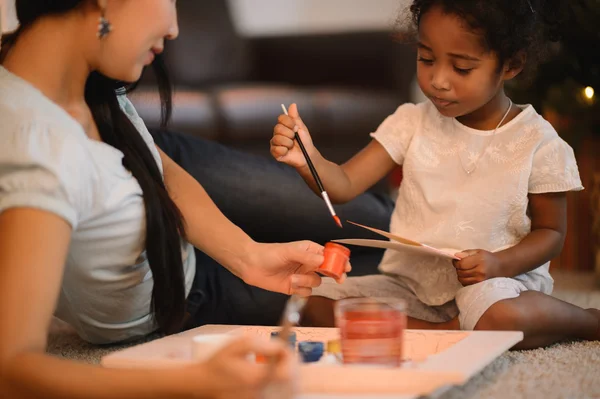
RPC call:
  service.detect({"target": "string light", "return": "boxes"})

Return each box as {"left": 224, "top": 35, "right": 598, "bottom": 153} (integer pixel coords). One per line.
{"left": 584, "top": 86, "right": 595, "bottom": 100}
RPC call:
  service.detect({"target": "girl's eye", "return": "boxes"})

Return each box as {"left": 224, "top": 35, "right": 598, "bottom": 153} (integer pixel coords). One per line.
{"left": 418, "top": 57, "right": 434, "bottom": 65}
{"left": 454, "top": 67, "right": 473, "bottom": 75}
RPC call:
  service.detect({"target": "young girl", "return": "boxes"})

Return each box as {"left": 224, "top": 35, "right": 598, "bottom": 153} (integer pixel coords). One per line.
{"left": 0, "top": 0, "right": 356, "bottom": 397}
{"left": 271, "top": 0, "right": 600, "bottom": 349}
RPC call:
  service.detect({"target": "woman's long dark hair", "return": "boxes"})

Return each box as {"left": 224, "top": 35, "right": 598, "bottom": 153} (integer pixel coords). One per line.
{"left": 1, "top": 0, "right": 187, "bottom": 335}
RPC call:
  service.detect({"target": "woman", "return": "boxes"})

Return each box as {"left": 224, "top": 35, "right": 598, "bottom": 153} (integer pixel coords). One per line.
{"left": 0, "top": 0, "right": 369, "bottom": 397}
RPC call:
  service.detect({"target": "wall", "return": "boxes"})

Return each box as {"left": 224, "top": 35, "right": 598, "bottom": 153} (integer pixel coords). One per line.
{"left": 227, "top": 0, "right": 411, "bottom": 37}
{"left": 0, "top": 0, "right": 18, "bottom": 33}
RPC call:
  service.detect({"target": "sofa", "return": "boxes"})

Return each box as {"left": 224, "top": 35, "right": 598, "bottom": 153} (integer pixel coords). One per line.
{"left": 129, "top": 0, "right": 416, "bottom": 165}
{"left": 127, "top": 0, "right": 417, "bottom": 275}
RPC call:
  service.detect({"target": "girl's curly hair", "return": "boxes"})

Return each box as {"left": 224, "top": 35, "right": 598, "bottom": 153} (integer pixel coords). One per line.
{"left": 401, "top": 0, "right": 569, "bottom": 77}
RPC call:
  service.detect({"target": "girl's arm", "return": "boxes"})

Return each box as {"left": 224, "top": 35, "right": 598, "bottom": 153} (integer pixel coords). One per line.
{"left": 454, "top": 192, "right": 567, "bottom": 284}
{"left": 496, "top": 192, "right": 566, "bottom": 276}
{"left": 296, "top": 140, "right": 398, "bottom": 204}
{"left": 271, "top": 104, "right": 398, "bottom": 204}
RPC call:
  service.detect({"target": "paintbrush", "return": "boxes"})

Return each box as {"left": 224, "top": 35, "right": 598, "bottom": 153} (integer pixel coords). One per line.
{"left": 277, "top": 294, "right": 306, "bottom": 344}
{"left": 281, "top": 104, "right": 343, "bottom": 228}
{"left": 263, "top": 295, "right": 307, "bottom": 399}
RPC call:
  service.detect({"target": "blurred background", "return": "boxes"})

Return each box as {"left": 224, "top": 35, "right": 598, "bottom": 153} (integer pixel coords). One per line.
{"left": 1, "top": 0, "right": 598, "bottom": 276}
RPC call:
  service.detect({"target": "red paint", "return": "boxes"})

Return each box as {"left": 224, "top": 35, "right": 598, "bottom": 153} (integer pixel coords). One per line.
{"left": 333, "top": 215, "right": 343, "bottom": 228}
{"left": 336, "top": 299, "right": 406, "bottom": 367}
{"left": 318, "top": 242, "right": 350, "bottom": 280}
{"left": 255, "top": 354, "right": 267, "bottom": 363}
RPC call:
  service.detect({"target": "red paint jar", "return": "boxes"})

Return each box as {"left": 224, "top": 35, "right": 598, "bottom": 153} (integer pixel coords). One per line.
{"left": 318, "top": 242, "right": 350, "bottom": 280}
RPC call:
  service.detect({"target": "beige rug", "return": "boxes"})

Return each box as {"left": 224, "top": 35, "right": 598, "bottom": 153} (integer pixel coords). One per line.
{"left": 47, "top": 271, "right": 600, "bottom": 399}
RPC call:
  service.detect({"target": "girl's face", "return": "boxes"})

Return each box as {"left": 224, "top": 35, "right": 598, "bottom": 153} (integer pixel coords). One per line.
{"left": 416, "top": 5, "right": 516, "bottom": 118}
{"left": 89, "top": 0, "right": 179, "bottom": 82}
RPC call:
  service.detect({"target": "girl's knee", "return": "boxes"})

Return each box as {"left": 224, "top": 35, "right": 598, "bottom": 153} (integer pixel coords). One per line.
{"left": 300, "top": 296, "right": 336, "bottom": 327}
{"left": 456, "top": 278, "right": 528, "bottom": 330}
{"left": 473, "top": 299, "right": 524, "bottom": 331}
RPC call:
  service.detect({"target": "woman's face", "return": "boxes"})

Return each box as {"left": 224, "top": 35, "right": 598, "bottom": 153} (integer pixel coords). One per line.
{"left": 90, "top": 0, "right": 178, "bottom": 82}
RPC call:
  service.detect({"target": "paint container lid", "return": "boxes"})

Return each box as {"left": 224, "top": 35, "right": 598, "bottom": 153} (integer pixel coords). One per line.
{"left": 271, "top": 330, "right": 297, "bottom": 348}
{"left": 327, "top": 339, "right": 341, "bottom": 354}
{"left": 298, "top": 341, "right": 324, "bottom": 363}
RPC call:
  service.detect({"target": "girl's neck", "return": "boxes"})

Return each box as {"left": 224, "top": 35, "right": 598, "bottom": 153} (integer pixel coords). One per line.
{"left": 2, "top": 15, "right": 92, "bottom": 116}
{"left": 456, "top": 91, "right": 517, "bottom": 131}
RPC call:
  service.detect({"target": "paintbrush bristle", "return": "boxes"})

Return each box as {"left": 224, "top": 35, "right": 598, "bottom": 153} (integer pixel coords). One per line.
{"left": 333, "top": 215, "right": 343, "bottom": 228}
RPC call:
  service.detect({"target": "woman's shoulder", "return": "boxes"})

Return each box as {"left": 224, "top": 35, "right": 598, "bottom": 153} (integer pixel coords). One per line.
{"left": 0, "top": 87, "right": 92, "bottom": 184}
{"left": 116, "top": 93, "right": 163, "bottom": 173}
{"left": 0, "top": 67, "right": 87, "bottom": 145}
{"left": 0, "top": 108, "right": 89, "bottom": 172}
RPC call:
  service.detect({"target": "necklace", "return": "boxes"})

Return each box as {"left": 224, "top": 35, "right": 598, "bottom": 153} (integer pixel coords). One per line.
{"left": 457, "top": 99, "right": 512, "bottom": 175}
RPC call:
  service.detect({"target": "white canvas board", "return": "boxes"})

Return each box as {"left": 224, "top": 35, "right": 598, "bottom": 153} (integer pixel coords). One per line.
{"left": 102, "top": 325, "right": 522, "bottom": 398}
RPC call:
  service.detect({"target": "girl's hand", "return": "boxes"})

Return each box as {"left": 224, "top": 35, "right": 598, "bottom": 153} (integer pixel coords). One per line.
{"left": 452, "top": 249, "right": 502, "bottom": 286}
{"left": 270, "top": 103, "right": 317, "bottom": 169}
{"left": 191, "top": 336, "right": 293, "bottom": 399}
{"left": 242, "top": 241, "right": 351, "bottom": 296}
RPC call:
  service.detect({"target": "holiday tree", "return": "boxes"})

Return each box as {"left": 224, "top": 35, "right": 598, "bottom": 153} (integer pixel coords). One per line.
{"left": 507, "top": 0, "right": 600, "bottom": 146}
{"left": 507, "top": 0, "right": 600, "bottom": 273}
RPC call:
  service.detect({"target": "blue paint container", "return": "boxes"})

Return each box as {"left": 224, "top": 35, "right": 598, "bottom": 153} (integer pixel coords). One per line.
{"left": 298, "top": 341, "right": 324, "bottom": 363}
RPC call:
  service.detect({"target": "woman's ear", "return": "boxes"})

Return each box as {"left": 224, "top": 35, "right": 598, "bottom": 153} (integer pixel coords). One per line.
{"left": 503, "top": 51, "right": 527, "bottom": 81}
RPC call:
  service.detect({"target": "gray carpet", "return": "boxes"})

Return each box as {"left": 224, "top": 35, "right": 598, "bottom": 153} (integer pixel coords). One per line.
{"left": 47, "top": 271, "right": 600, "bottom": 399}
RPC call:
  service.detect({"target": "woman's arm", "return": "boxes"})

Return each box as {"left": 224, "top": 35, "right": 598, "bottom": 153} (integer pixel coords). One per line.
{"left": 157, "top": 147, "right": 257, "bottom": 280}
{"left": 0, "top": 209, "right": 196, "bottom": 399}
{"left": 157, "top": 147, "right": 329, "bottom": 293}
{"left": 0, "top": 209, "right": 294, "bottom": 399}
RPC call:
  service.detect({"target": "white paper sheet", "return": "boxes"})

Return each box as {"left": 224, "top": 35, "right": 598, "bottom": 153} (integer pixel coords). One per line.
{"left": 338, "top": 221, "right": 461, "bottom": 260}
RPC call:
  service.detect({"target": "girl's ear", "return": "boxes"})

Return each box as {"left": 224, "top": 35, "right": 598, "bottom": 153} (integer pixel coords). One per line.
{"left": 503, "top": 51, "right": 526, "bottom": 81}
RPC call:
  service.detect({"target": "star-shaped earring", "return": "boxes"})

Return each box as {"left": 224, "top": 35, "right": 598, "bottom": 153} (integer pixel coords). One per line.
{"left": 97, "top": 16, "right": 112, "bottom": 39}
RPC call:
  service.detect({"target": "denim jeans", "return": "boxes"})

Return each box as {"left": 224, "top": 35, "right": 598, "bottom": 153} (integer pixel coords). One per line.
{"left": 151, "top": 130, "right": 394, "bottom": 327}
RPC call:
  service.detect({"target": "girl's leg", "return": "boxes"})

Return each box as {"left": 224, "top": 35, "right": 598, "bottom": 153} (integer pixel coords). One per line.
{"left": 301, "top": 275, "right": 460, "bottom": 329}
{"left": 456, "top": 277, "right": 600, "bottom": 350}
{"left": 301, "top": 291, "right": 600, "bottom": 350}
{"left": 474, "top": 291, "right": 600, "bottom": 350}
{"left": 301, "top": 296, "right": 460, "bottom": 329}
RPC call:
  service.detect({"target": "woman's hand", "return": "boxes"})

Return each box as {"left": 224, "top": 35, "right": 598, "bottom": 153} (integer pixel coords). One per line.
{"left": 242, "top": 241, "right": 351, "bottom": 296}
{"left": 453, "top": 249, "right": 502, "bottom": 286}
{"left": 190, "top": 336, "right": 293, "bottom": 399}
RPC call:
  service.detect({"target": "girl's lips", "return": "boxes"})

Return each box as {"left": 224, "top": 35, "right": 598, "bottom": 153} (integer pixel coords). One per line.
{"left": 430, "top": 96, "right": 455, "bottom": 107}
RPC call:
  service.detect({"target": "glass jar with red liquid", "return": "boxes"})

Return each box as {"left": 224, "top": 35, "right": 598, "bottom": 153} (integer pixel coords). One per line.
{"left": 335, "top": 298, "right": 406, "bottom": 367}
